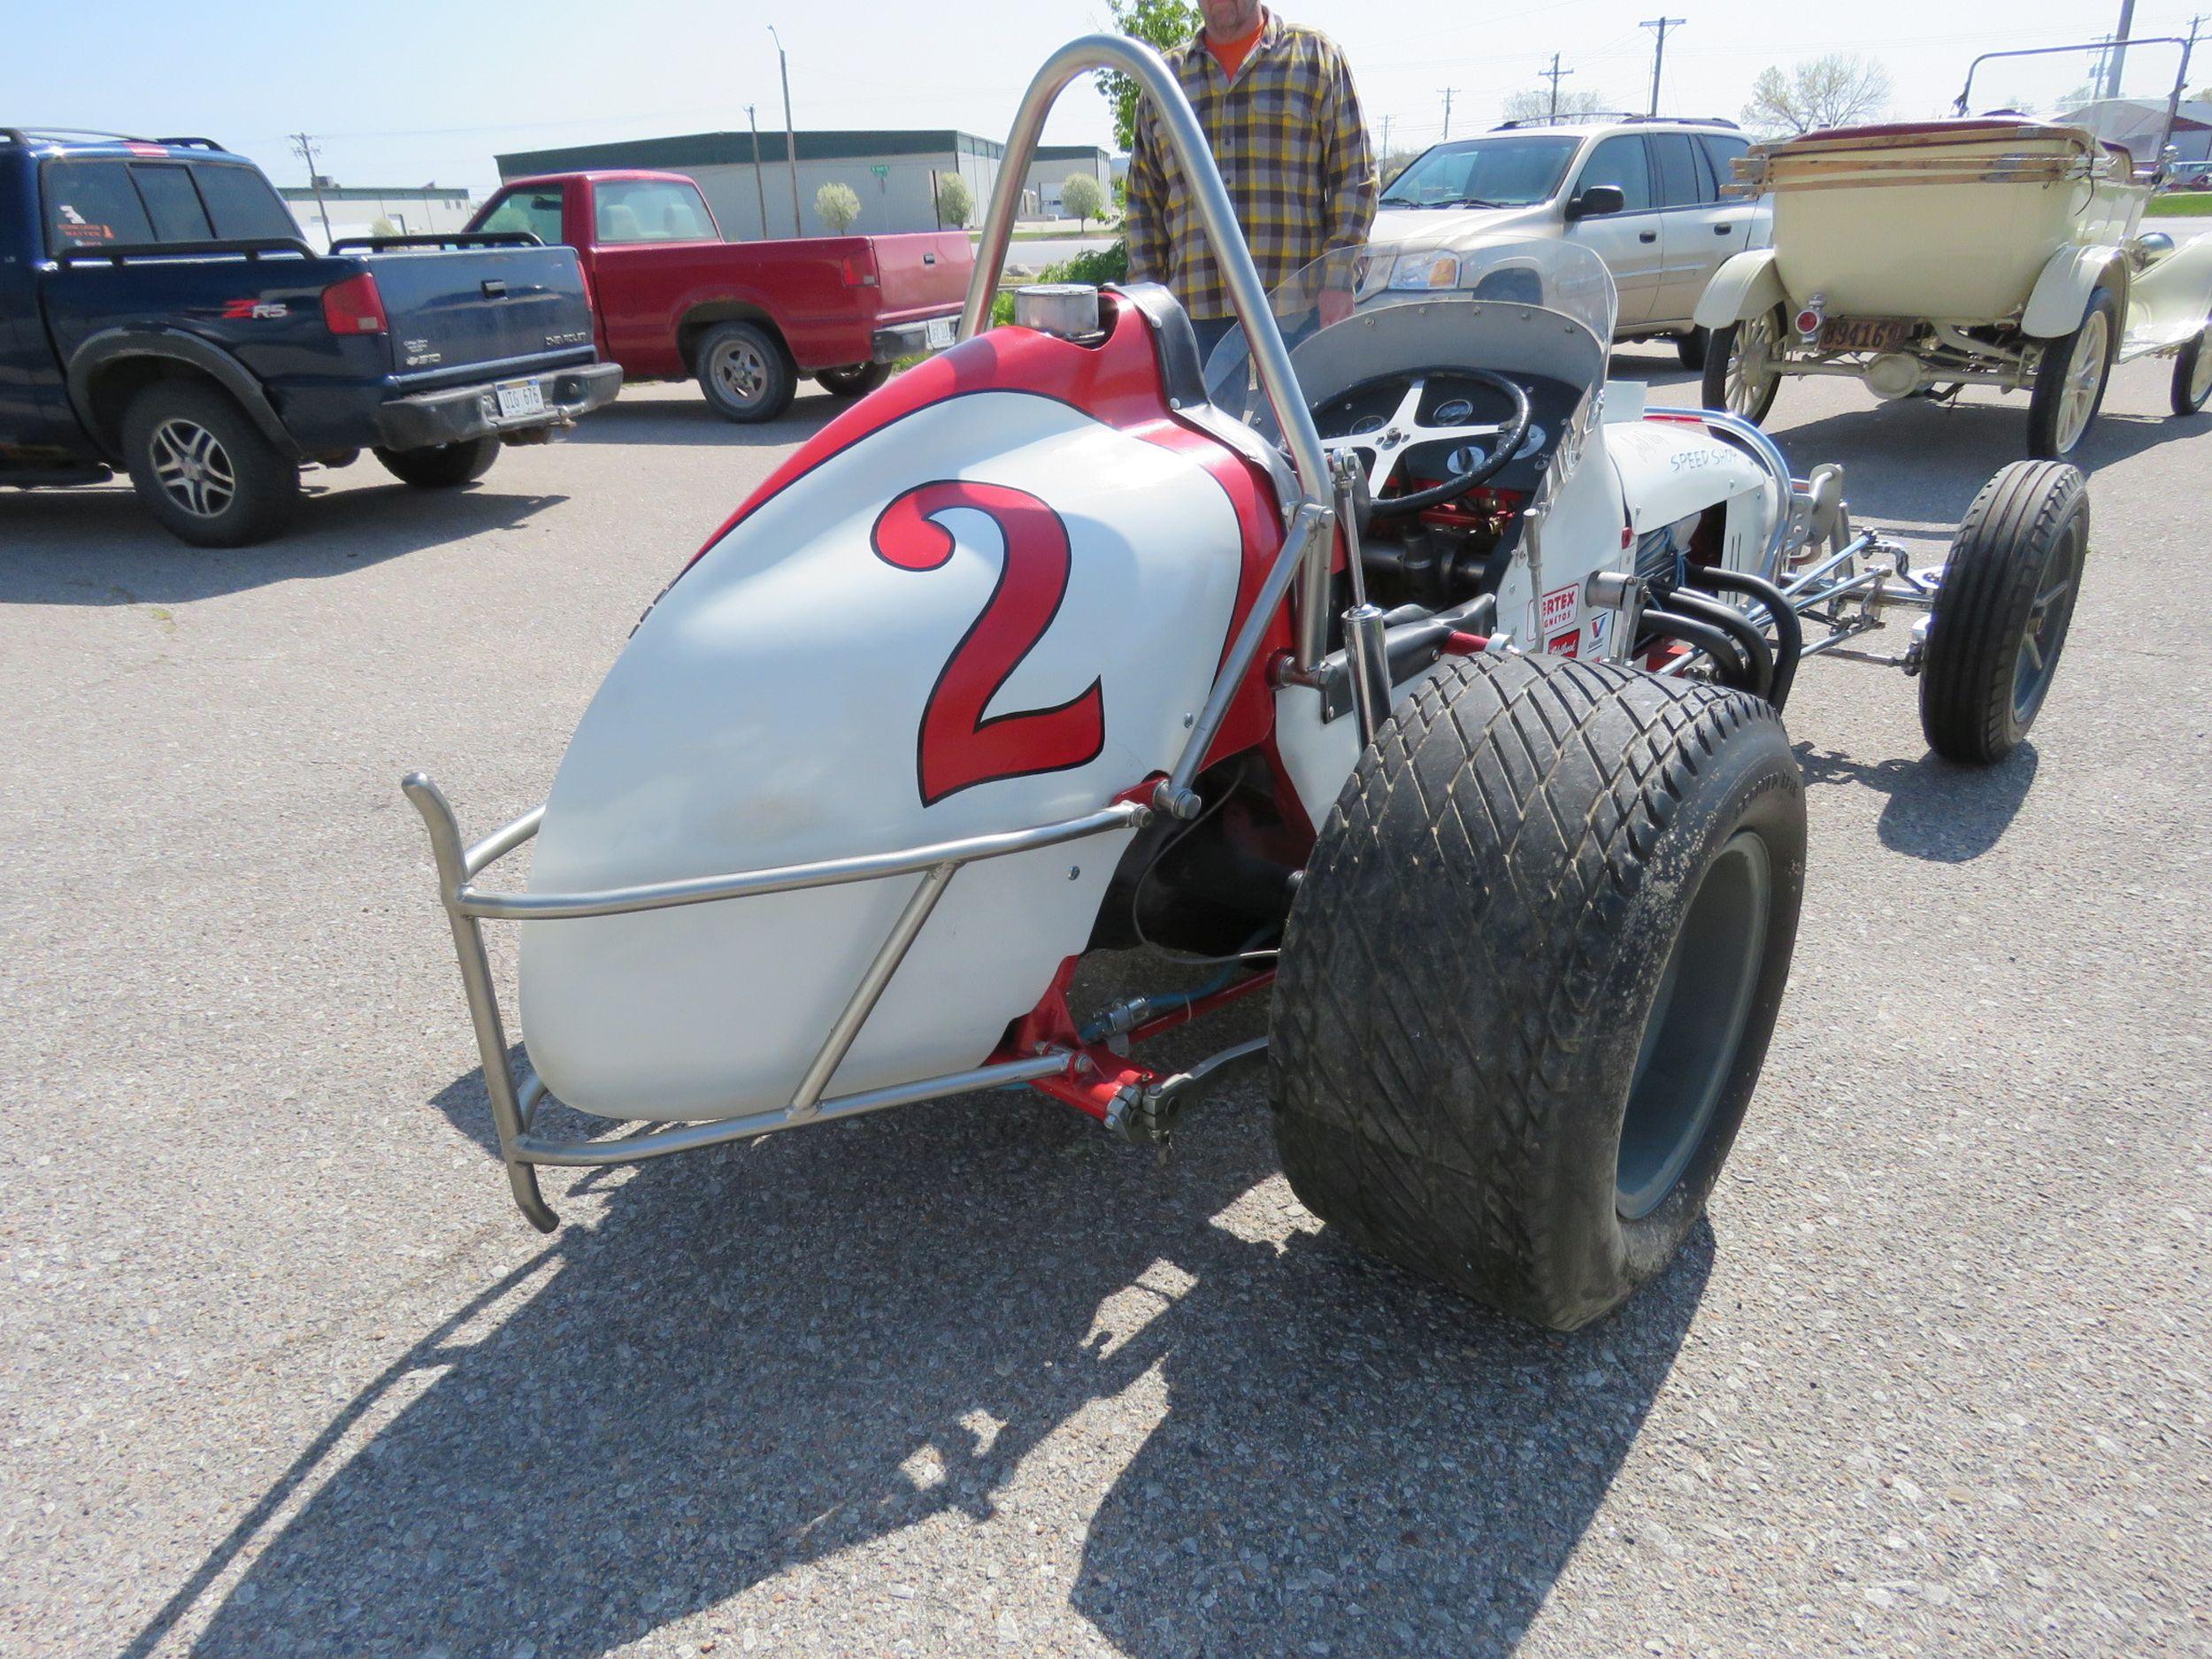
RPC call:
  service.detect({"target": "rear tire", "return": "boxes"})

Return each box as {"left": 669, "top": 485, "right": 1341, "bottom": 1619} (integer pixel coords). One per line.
{"left": 119, "top": 381, "right": 298, "bottom": 548}
{"left": 1676, "top": 326, "right": 1710, "bottom": 371}
{"left": 1917, "top": 460, "right": 2088, "bottom": 764}
{"left": 1270, "top": 654, "right": 1806, "bottom": 1331}
{"left": 1701, "top": 307, "right": 1784, "bottom": 424}
{"left": 2026, "top": 287, "right": 2118, "bottom": 457}
{"left": 373, "top": 436, "right": 500, "bottom": 488}
{"left": 2170, "top": 321, "right": 2212, "bottom": 415}
{"left": 815, "top": 361, "right": 891, "bottom": 398}
{"left": 695, "top": 320, "right": 795, "bottom": 423}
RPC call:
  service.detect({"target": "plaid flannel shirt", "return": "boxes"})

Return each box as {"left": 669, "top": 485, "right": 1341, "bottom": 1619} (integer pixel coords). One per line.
{"left": 1125, "top": 12, "right": 1378, "bottom": 321}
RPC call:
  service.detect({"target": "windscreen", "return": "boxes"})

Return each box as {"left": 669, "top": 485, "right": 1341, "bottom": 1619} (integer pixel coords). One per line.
{"left": 1201, "top": 234, "right": 1617, "bottom": 416}
{"left": 1380, "top": 135, "right": 1581, "bottom": 209}
{"left": 1957, "top": 40, "right": 2193, "bottom": 173}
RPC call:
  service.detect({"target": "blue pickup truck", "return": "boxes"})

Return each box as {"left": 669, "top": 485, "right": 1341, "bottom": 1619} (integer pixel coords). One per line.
{"left": 0, "top": 130, "right": 620, "bottom": 545}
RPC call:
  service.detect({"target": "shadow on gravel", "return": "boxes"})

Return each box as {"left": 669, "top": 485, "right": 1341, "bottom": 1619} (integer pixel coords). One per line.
{"left": 134, "top": 1033, "right": 1708, "bottom": 1659}
{"left": 564, "top": 393, "right": 841, "bottom": 449}
{"left": 0, "top": 479, "right": 566, "bottom": 605}
{"left": 1795, "top": 740, "right": 2040, "bottom": 863}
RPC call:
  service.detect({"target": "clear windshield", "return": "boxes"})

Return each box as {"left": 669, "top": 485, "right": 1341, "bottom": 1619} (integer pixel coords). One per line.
{"left": 1957, "top": 40, "right": 2192, "bottom": 173}
{"left": 1379, "top": 135, "right": 1581, "bottom": 209}
{"left": 1201, "top": 233, "right": 1617, "bottom": 420}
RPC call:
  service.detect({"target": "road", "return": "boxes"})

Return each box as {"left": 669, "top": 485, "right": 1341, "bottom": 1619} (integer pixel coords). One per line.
{"left": 3, "top": 345, "right": 2208, "bottom": 1659}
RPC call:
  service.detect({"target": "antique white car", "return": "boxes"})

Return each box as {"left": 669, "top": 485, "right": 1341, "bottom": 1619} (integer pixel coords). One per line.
{"left": 1697, "top": 39, "right": 2212, "bottom": 457}
{"left": 403, "top": 36, "right": 2086, "bottom": 1332}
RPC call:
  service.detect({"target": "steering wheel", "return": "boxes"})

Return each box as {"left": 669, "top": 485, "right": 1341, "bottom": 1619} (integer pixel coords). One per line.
{"left": 1319, "top": 369, "right": 1533, "bottom": 521}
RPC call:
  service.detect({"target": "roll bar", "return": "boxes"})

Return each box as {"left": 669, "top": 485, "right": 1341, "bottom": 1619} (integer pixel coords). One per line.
{"left": 959, "top": 34, "right": 1334, "bottom": 526}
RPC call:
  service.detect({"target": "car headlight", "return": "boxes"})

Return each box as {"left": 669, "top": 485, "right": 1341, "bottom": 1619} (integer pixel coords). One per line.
{"left": 1389, "top": 250, "right": 1461, "bottom": 290}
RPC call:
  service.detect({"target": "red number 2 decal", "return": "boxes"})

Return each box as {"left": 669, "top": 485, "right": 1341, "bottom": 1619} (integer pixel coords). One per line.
{"left": 872, "top": 480, "right": 1105, "bottom": 806}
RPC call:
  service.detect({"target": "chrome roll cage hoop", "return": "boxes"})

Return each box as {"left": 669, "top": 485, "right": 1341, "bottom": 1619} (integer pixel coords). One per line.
{"left": 963, "top": 34, "right": 1340, "bottom": 682}
{"left": 405, "top": 37, "right": 1346, "bottom": 1233}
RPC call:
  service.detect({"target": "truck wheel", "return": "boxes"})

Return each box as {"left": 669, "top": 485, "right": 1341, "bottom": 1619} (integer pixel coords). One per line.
{"left": 695, "top": 321, "right": 795, "bottom": 423}
{"left": 2170, "top": 319, "right": 2212, "bottom": 415}
{"left": 1701, "top": 307, "right": 1784, "bottom": 424}
{"left": 815, "top": 362, "right": 891, "bottom": 398}
{"left": 120, "top": 381, "right": 298, "bottom": 548}
{"left": 1676, "top": 326, "right": 1710, "bottom": 371}
{"left": 1271, "top": 653, "right": 1805, "bottom": 1331}
{"left": 2026, "top": 288, "right": 2117, "bottom": 457}
{"left": 374, "top": 436, "right": 500, "bottom": 488}
{"left": 1917, "top": 460, "right": 2087, "bottom": 764}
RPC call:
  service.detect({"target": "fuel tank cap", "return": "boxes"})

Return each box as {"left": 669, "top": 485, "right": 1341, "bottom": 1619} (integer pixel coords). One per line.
{"left": 1013, "top": 283, "right": 1102, "bottom": 341}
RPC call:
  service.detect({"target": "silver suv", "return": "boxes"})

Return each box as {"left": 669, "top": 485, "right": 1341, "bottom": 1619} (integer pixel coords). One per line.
{"left": 1371, "top": 116, "right": 1770, "bottom": 368}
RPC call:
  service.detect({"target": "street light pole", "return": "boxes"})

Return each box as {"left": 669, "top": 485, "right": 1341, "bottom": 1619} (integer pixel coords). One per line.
{"left": 770, "top": 25, "right": 803, "bottom": 236}
{"left": 747, "top": 104, "right": 769, "bottom": 239}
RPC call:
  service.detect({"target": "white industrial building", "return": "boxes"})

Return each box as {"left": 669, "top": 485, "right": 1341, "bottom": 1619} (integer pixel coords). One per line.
{"left": 278, "top": 183, "right": 475, "bottom": 250}
{"left": 495, "top": 129, "right": 1006, "bottom": 239}
{"left": 1024, "top": 144, "right": 1115, "bottom": 219}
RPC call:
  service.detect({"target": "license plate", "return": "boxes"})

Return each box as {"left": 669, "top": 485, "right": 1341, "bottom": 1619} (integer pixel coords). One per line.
{"left": 1818, "top": 317, "right": 1915, "bottom": 353}
{"left": 925, "top": 317, "right": 956, "bottom": 351}
{"left": 495, "top": 379, "right": 547, "bottom": 419}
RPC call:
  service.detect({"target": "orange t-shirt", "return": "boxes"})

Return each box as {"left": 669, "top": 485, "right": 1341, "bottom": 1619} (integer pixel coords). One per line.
{"left": 1207, "top": 13, "right": 1266, "bottom": 81}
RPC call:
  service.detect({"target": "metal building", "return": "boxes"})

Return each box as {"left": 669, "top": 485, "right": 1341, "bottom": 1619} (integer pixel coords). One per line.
{"left": 277, "top": 183, "right": 474, "bottom": 250}
{"left": 1023, "top": 144, "right": 1115, "bottom": 219}
{"left": 495, "top": 130, "right": 1006, "bottom": 239}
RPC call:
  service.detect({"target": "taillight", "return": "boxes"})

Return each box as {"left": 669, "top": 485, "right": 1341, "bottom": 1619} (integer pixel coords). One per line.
{"left": 321, "top": 272, "right": 388, "bottom": 335}
{"left": 838, "top": 251, "right": 879, "bottom": 288}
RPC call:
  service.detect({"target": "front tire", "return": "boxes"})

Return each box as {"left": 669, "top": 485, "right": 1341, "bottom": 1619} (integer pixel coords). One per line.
{"left": 1918, "top": 460, "right": 2087, "bottom": 764}
{"left": 2026, "top": 287, "right": 2118, "bottom": 457}
{"left": 815, "top": 361, "right": 891, "bottom": 398}
{"left": 1271, "top": 654, "right": 1807, "bottom": 1331}
{"left": 120, "top": 381, "right": 298, "bottom": 548}
{"left": 373, "top": 436, "right": 500, "bottom": 488}
{"left": 1676, "top": 326, "right": 1711, "bottom": 371}
{"left": 695, "top": 320, "right": 795, "bottom": 423}
{"left": 2170, "top": 319, "right": 2212, "bottom": 415}
{"left": 1701, "top": 307, "right": 1784, "bottom": 424}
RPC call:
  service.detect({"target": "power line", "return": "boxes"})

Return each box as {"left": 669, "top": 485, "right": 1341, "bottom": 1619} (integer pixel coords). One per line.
{"left": 1641, "top": 17, "right": 1686, "bottom": 117}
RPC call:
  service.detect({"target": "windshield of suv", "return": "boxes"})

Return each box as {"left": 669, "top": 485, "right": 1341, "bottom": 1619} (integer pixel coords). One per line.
{"left": 1379, "top": 135, "right": 1580, "bottom": 208}
{"left": 1201, "top": 233, "right": 1617, "bottom": 439}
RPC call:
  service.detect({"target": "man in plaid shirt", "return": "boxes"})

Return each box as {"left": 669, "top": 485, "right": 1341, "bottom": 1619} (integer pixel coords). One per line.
{"left": 1125, "top": 2, "right": 1378, "bottom": 360}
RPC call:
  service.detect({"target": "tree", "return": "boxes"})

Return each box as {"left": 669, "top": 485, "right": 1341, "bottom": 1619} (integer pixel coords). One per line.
{"left": 1501, "top": 87, "right": 1613, "bottom": 124}
{"left": 814, "top": 181, "right": 860, "bottom": 234}
{"left": 1098, "top": 0, "right": 1202, "bottom": 152}
{"left": 1742, "top": 54, "right": 1893, "bottom": 135}
{"left": 1061, "top": 172, "right": 1106, "bottom": 231}
{"left": 934, "top": 173, "right": 973, "bottom": 230}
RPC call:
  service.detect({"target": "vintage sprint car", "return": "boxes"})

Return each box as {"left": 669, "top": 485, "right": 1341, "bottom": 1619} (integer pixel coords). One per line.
{"left": 1697, "top": 38, "right": 2212, "bottom": 457}
{"left": 404, "top": 36, "right": 2086, "bottom": 1331}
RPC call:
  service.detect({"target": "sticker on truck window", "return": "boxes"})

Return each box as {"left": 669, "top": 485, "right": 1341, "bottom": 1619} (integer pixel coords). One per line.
{"left": 54, "top": 205, "right": 115, "bottom": 242}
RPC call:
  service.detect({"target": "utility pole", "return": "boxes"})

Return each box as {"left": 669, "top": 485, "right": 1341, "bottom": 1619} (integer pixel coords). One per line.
{"left": 2105, "top": 0, "right": 2137, "bottom": 99}
{"left": 769, "top": 25, "right": 803, "bottom": 236}
{"left": 1541, "top": 53, "right": 1575, "bottom": 120}
{"left": 288, "top": 133, "right": 332, "bottom": 246}
{"left": 1641, "top": 18, "right": 1686, "bottom": 117}
{"left": 1439, "top": 87, "right": 1458, "bottom": 142}
{"left": 746, "top": 104, "right": 769, "bottom": 239}
{"left": 1380, "top": 113, "right": 1394, "bottom": 159}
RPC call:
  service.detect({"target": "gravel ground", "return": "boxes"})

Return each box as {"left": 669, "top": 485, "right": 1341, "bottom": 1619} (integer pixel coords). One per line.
{"left": 3, "top": 346, "right": 2208, "bottom": 1659}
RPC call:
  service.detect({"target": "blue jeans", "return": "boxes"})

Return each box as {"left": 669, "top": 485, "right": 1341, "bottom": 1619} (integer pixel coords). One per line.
{"left": 1190, "top": 314, "right": 1240, "bottom": 368}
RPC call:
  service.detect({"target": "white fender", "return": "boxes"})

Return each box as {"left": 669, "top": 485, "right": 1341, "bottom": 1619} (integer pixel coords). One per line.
{"left": 2123, "top": 234, "right": 2212, "bottom": 355}
{"left": 1694, "top": 249, "right": 1785, "bottom": 332}
{"left": 2022, "top": 243, "right": 2128, "bottom": 339}
{"left": 1605, "top": 419, "right": 1770, "bottom": 538}
{"left": 518, "top": 390, "right": 1244, "bottom": 1120}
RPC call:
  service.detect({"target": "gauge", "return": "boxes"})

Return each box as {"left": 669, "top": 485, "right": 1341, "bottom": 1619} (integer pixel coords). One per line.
{"left": 1433, "top": 397, "right": 1475, "bottom": 425}
{"left": 1349, "top": 413, "right": 1386, "bottom": 434}
{"left": 1514, "top": 423, "right": 1548, "bottom": 459}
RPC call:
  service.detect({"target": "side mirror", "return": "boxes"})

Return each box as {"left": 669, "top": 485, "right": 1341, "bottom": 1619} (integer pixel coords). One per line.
{"left": 1567, "top": 184, "right": 1626, "bottom": 221}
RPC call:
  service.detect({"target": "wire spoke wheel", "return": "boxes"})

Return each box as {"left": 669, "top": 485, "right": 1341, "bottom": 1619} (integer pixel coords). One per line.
{"left": 1726, "top": 311, "right": 1780, "bottom": 416}
{"left": 150, "top": 419, "right": 236, "bottom": 519}
{"left": 2055, "top": 310, "right": 2109, "bottom": 453}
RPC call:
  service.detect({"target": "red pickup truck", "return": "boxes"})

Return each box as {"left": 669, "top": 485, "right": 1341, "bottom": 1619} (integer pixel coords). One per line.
{"left": 467, "top": 170, "right": 972, "bottom": 422}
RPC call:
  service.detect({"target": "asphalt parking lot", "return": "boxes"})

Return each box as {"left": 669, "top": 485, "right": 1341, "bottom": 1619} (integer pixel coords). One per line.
{"left": 4, "top": 344, "right": 2209, "bottom": 1659}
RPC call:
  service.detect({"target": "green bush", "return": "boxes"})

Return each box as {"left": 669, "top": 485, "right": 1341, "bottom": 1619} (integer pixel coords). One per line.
{"left": 990, "top": 242, "right": 1133, "bottom": 326}
{"left": 814, "top": 182, "right": 860, "bottom": 234}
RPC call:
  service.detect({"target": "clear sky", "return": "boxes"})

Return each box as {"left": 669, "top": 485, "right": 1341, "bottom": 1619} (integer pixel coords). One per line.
{"left": 4, "top": 1, "right": 2197, "bottom": 198}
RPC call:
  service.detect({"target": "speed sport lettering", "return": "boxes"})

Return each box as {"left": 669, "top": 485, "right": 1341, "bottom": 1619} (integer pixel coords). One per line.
{"left": 872, "top": 480, "right": 1106, "bottom": 806}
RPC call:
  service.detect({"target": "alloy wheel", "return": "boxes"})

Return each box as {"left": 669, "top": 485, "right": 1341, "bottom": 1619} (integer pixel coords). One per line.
{"left": 150, "top": 419, "right": 236, "bottom": 519}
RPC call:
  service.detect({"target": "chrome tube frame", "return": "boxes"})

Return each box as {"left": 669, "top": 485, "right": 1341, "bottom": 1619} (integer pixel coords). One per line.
{"left": 403, "top": 772, "right": 1148, "bottom": 1231}
{"left": 961, "top": 34, "right": 1338, "bottom": 673}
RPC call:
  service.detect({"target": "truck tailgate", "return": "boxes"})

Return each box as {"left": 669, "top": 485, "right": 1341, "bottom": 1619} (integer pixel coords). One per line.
{"left": 365, "top": 244, "right": 595, "bottom": 382}
{"left": 868, "top": 233, "right": 973, "bottom": 321}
